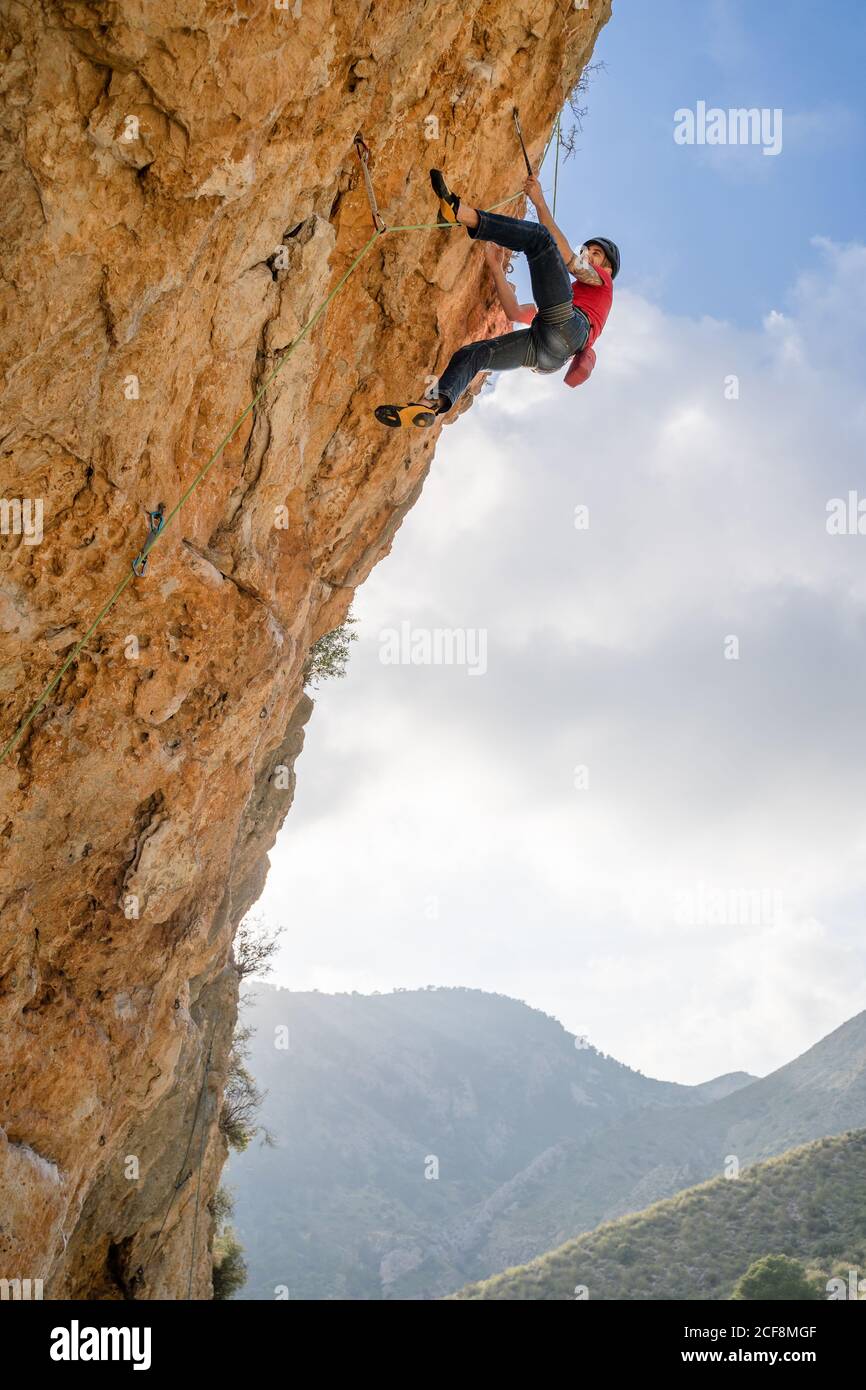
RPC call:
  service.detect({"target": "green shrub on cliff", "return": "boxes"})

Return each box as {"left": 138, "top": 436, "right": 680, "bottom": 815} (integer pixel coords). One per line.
{"left": 210, "top": 1186, "right": 248, "bottom": 1300}
{"left": 220, "top": 1024, "right": 270, "bottom": 1151}
{"left": 304, "top": 615, "right": 358, "bottom": 688}
{"left": 213, "top": 1228, "right": 247, "bottom": 1300}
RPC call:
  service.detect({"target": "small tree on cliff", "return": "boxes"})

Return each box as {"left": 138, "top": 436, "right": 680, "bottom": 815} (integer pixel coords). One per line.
{"left": 225, "top": 919, "right": 279, "bottom": 1151}
{"left": 304, "top": 613, "right": 358, "bottom": 688}
{"left": 210, "top": 1187, "right": 247, "bottom": 1300}
{"left": 212, "top": 1229, "right": 247, "bottom": 1300}
{"left": 234, "top": 912, "right": 285, "bottom": 981}
{"left": 558, "top": 60, "right": 606, "bottom": 160}
{"left": 219, "top": 1023, "right": 272, "bottom": 1151}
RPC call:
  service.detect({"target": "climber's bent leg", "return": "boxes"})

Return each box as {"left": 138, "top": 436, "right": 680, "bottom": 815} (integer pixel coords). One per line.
{"left": 466, "top": 208, "right": 573, "bottom": 312}
{"left": 456, "top": 201, "right": 481, "bottom": 230}
{"left": 436, "top": 327, "right": 533, "bottom": 412}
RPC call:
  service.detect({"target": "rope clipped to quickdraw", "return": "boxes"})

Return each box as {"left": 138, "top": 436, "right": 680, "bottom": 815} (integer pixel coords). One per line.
{"left": 353, "top": 132, "right": 386, "bottom": 233}
{"left": 506, "top": 107, "right": 533, "bottom": 279}
{"left": 514, "top": 104, "right": 562, "bottom": 215}
{"left": 512, "top": 107, "right": 533, "bottom": 176}
{"left": 131, "top": 504, "right": 165, "bottom": 577}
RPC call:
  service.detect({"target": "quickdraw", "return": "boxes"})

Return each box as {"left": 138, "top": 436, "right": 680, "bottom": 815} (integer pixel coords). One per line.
{"left": 353, "top": 133, "right": 386, "bottom": 233}
{"left": 132, "top": 504, "right": 165, "bottom": 577}
{"left": 512, "top": 107, "right": 534, "bottom": 176}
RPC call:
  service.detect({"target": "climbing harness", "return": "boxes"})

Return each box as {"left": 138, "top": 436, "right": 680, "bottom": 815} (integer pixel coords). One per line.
{"left": 353, "top": 133, "right": 386, "bottom": 232}
{"left": 131, "top": 504, "right": 165, "bottom": 577}
{"left": 0, "top": 116, "right": 562, "bottom": 766}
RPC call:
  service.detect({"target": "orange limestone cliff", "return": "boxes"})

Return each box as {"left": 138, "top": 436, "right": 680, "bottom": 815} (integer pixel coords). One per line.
{"left": 0, "top": 0, "right": 612, "bottom": 1297}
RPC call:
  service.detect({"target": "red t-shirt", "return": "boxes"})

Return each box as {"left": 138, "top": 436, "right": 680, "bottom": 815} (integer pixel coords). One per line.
{"left": 520, "top": 266, "right": 613, "bottom": 347}
{"left": 571, "top": 265, "right": 613, "bottom": 347}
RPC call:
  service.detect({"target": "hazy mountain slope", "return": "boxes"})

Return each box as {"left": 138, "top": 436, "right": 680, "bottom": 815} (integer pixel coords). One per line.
{"left": 452, "top": 1129, "right": 866, "bottom": 1300}
{"left": 226, "top": 985, "right": 749, "bottom": 1298}
{"left": 474, "top": 1009, "right": 866, "bottom": 1274}
{"left": 690, "top": 1072, "right": 756, "bottom": 1103}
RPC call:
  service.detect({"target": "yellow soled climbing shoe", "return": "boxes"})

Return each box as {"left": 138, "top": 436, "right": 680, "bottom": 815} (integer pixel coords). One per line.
{"left": 375, "top": 401, "right": 439, "bottom": 429}
{"left": 430, "top": 168, "right": 460, "bottom": 225}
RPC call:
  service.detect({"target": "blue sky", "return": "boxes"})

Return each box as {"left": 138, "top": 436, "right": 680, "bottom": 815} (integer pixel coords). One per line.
{"left": 525, "top": 0, "right": 866, "bottom": 325}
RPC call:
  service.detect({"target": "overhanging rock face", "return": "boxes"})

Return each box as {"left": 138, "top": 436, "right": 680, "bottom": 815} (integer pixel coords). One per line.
{"left": 0, "top": 0, "right": 611, "bottom": 1298}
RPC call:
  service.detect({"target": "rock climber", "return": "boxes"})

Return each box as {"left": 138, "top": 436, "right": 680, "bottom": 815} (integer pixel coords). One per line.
{"left": 374, "top": 168, "right": 619, "bottom": 428}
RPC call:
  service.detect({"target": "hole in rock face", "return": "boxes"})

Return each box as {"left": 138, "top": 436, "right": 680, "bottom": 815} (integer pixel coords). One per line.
{"left": 106, "top": 1238, "right": 136, "bottom": 1299}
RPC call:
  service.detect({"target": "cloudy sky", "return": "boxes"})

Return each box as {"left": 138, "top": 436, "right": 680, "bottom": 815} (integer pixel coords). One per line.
{"left": 254, "top": 0, "right": 866, "bottom": 1085}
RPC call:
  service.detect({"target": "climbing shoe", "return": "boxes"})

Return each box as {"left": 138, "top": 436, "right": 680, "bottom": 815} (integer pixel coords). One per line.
{"left": 430, "top": 168, "right": 460, "bottom": 225}
{"left": 375, "top": 401, "right": 440, "bottom": 429}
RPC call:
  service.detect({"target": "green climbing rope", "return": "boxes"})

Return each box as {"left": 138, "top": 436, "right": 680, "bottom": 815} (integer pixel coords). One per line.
{"left": 1, "top": 121, "right": 563, "bottom": 768}
{"left": 552, "top": 110, "right": 561, "bottom": 218}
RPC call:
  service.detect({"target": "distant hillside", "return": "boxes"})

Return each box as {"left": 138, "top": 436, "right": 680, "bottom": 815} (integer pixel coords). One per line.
{"left": 225, "top": 985, "right": 753, "bottom": 1298}
{"left": 472, "top": 1008, "right": 866, "bottom": 1276}
{"left": 690, "top": 1072, "right": 756, "bottom": 1103}
{"left": 452, "top": 1129, "right": 866, "bottom": 1300}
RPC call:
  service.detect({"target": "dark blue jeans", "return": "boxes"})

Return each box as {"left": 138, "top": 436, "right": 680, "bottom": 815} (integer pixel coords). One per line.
{"left": 436, "top": 208, "right": 590, "bottom": 410}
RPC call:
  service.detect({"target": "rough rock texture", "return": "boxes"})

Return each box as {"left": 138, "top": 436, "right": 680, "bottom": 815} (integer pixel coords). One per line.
{"left": 0, "top": 0, "right": 611, "bottom": 1298}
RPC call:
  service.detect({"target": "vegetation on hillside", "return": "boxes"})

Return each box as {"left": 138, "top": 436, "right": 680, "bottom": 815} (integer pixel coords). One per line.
{"left": 731, "top": 1254, "right": 824, "bottom": 1301}
{"left": 451, "top": 1130, "right": 866, "bottom": 1300}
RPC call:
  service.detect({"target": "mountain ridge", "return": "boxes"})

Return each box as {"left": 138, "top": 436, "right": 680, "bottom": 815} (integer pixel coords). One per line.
{"left": 227, "top": 984, "right": 862, "bottom": 1298}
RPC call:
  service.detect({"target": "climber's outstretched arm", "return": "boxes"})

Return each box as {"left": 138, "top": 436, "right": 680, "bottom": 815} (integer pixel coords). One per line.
{"left": 523, "top": 175, "right": 575, "bottom": 270}
{"left": 522, "top": 175, "right": 603, "bottom": 284}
